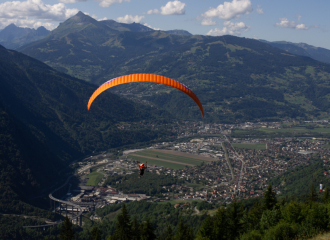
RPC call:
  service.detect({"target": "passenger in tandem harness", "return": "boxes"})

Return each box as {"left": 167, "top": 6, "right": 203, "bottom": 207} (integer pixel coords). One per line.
{"left": 137, "top": 161, "right": 147, "bottom": 178}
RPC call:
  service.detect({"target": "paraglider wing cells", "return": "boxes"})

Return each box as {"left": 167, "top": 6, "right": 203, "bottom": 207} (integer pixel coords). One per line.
{"left": 87, "top": 73, "right": 204, "bottom": 117}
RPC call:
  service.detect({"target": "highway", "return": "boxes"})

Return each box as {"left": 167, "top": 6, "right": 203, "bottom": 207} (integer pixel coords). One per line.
{"left": 23, "top": 175, "right": 83, "bottom": 228}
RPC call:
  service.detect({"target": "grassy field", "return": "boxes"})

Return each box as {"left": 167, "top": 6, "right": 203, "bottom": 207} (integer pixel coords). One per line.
{"left": 322, "top": 144, "right": 330, "bottom": 149}
{"left": 232, "top": 143, "right": 266, "bottom": 150}
{"left": 85, "top": 172, "right": 104, "bottom": 186}
{"left": 128, "top": 149, "right": 214, "bottom": 170}
{"left": 258, "top": 127, "right": 330, "bottom": 134}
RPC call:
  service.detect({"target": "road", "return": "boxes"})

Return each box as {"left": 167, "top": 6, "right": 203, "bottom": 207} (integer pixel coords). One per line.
{"left": 222, "top": 142, "right": 234, "bottom": 182}
{"left": 24, "top": 175, "right": 83, "bottom": 228}
{"left": 221, "top": 128, "right": 245, "bottom": 195}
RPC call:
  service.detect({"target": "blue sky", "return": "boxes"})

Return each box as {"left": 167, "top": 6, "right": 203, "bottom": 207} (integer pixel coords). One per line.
{"left": 0, "top": 0, "right": 329, "bottom": 49}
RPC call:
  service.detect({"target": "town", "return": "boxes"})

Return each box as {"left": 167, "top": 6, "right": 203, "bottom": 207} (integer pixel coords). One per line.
{"left": 64, "top": 120, "right": 330, "bottom": 213}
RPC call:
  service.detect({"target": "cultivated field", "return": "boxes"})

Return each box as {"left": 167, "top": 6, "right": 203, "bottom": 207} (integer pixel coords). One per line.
{"left": 85, "top": 172, "right": 103, "bottom": 186}
{"left": 232, "top": 143, "right": 266, "bottom": 150}
{"left": 258, "top": 127, "right": 330, "bottom": 134}
{"left": 128, "top": 149, "right": 215, "bottom": 169}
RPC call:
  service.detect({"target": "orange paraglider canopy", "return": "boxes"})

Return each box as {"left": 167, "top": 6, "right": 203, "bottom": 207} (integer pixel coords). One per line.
{"left": 87, "top": 73, "right": 204, "bottom": 117}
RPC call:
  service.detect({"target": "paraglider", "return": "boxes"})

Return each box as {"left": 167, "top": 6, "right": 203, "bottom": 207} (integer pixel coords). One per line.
{"left": 87, "top": 73, "right": 204, "bottom": 117}
{"left": 137, "top": 161, "right": 147, "bottom": 178}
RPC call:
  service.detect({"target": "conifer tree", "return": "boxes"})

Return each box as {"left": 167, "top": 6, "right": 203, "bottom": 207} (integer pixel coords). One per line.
{"left": 131, "top": 216, "right": 140, "bottom": 240}
{"left": 175, "top": 218, "right": 194, "bottom": 240}
{"left": 164, "top": 225, "right": 174, "bottom": 240}
{"left": 59, "top": 216, "right": 75, "bottom": 240}
{"left": 113, "top": 204, "right": 132, "bottom": 240}
{"left": 322, "top": 186, "right": 330, "bottom": 203}
{"left": 91, "top": 226, "right": 102, "bottom": 240}
{"left": 263, "top": 184, "right": 277, "bottom": 210}
{"left": 140, "top": 218, "right": 156, "bottom": 240}
{"left": 227, "top": 200, "right": 243, "bottom": 240}
{"left": 213, "top": 207, "right": 228, "bottom": 240}
{"left": 243, "top": 201, "right": 263, "bottom": 231}
{"left": 196, "top": 216, "right": 213, "bottom": 239}
{"left": 308, "top": 183, "right": 318, "bottom": 204}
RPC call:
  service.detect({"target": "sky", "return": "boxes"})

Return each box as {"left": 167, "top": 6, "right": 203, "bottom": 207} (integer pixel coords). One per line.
{"left": 0, "top": 0, "right": 329, "bottom": 49}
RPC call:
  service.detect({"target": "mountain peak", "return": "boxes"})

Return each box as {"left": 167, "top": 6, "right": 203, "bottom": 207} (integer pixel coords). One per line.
{"left": 4, "top": 23, "right": 18, "bottom": 30}
{"left": 76, "top": 11, "right": 86, "bottom": 17}
{"left": 65, "top": 10, "right": 97, "bottom": 25}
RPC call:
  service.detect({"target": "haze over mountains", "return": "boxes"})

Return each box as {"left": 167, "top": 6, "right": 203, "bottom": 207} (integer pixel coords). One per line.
{"left": 0, "top": 24, "right": 50, "bottom": 50}
{"left": 260, "top": 40, "right": 330, "bottom": 64}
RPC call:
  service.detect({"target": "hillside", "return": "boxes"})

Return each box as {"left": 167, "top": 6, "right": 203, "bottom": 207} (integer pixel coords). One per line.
{"left": 0, "top": 24, "right": 50, "bottom": 49}
{"left": 263, "top": 40, "right": 330, "bottom": 64}
{"left": 0, "top": 44, "right": 174, "bottom": 211}
{"left": 17, "top": 12, "right": 330, "bottom": 123}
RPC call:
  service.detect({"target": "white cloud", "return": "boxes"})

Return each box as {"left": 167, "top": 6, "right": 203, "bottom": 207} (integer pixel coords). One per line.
{"left": 83, "top": 12, "right": 107, "bottom": 21}
{"left": 146, "top": 1, "right": 185, "bottom": 15}
{"left": 97, "top": 0, "right": 129, "bottom": 8}
{"left": 256, "top": 5, "right": 263, "bottom": 14}
{"left": 275, "top": 17, "right": 309, "bottom": 30}
{"left": 201, "top": 18, "right": 216, "bottom": 26}
{"left": 296, "top": 23, "right": 308, "bottom": 30}
{"left": 146, "top": 9, "right": 159, "bottom": 14}
{"left": 116, "top": 14, "right": 144, "bottom": 23}
{"left": 297, "top": 14, "right": 301, "bottom": 21}
{"left": 202, "top": 0, "right": 252, "bottom": 21}
{"left": 0, "top": 17, "right": 56, "bottom": 30}
{"left": 0, "top": 0, "right": 79, "bottom": 30}
{"left": 142, "top": 23, "right": 162, "bottom": 30}
{"left": 59, "top": 0, "right": 86, "bottom": 4}
{"left": 0, "top": 0, "right": 78, "bottom": 21}
{"left": 206, "top": 20, "right": 250, "bottom": 36}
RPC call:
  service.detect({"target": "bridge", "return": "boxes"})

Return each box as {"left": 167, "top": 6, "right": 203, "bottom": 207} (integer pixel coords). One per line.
{"left": 23, "top": 175, "right": 84, "bottom": 229}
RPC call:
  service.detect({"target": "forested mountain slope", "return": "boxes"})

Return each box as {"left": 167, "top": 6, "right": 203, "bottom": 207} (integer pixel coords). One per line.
{"left": 0, "top": 44, "right": 173, "bottom": 210}
{"left": 263, "top": 40, "right": 330, "bottom": 64}
{"left": 18, "top": 12, "right": 330, "bottom": 122}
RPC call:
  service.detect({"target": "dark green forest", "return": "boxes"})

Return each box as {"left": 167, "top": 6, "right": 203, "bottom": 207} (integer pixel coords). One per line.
{"left": 5, "top": 185, "right": 330, "bottom": 240}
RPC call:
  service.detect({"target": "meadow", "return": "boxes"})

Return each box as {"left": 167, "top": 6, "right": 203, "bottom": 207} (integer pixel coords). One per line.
{"left": 128, "top": 149, "right": 214, "bottom": 169}
{"left": 85, "top": 171, "right": 104, "bottom": 186}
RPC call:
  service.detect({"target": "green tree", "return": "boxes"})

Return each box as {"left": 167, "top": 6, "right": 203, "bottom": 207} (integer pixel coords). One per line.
{"left": 212, "top": 207, "right": 228, "bottom": 240}
{"left": 91, "top": 226, "right": 102, "bottom": 240}
{"left": 263, "top": 184, "right": 277, "bottom": 210}
{"left": 163, "top": 225, "right": 174, "bottom": 240}
{"left": 242, "top": 202, "right": 263, "bottom": 231}
{"left": 112, "top": 204, "right": 132, "bottom": 240}
{"left": 131, "top": 217, "right": 140, "bottom": 240}
{"left": 227, "top": 200, "right": 243, "bottom": 240}
{"left": 196, "top": 216, "right": 213, "bottom": 239}
{"left": 59, "top": 216, "right": 75, "bottom": 240}
{"left": 175, "top": 218, "right": 194, "bottom": 240}
{"left": 140, "top": 218, "right": 156, "bottom": 240}
{"left": 260, "top": 208, "right": 281, "bottom": 230}
{"left": 308, "top": 184, "right": 318, "bottom": 205}
{"left": 322, "top": 186, "right": 330, "bottom": 203}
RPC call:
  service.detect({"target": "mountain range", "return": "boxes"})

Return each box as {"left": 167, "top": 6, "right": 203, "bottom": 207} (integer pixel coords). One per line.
{"left": 15, "top": 11, "right": 330, "bottom": 122}
{"left": 0, "top": 23, "right": 50, "bottom": 49}
{"left": 260, "top": 40, "right": 330, "bottom": 64}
